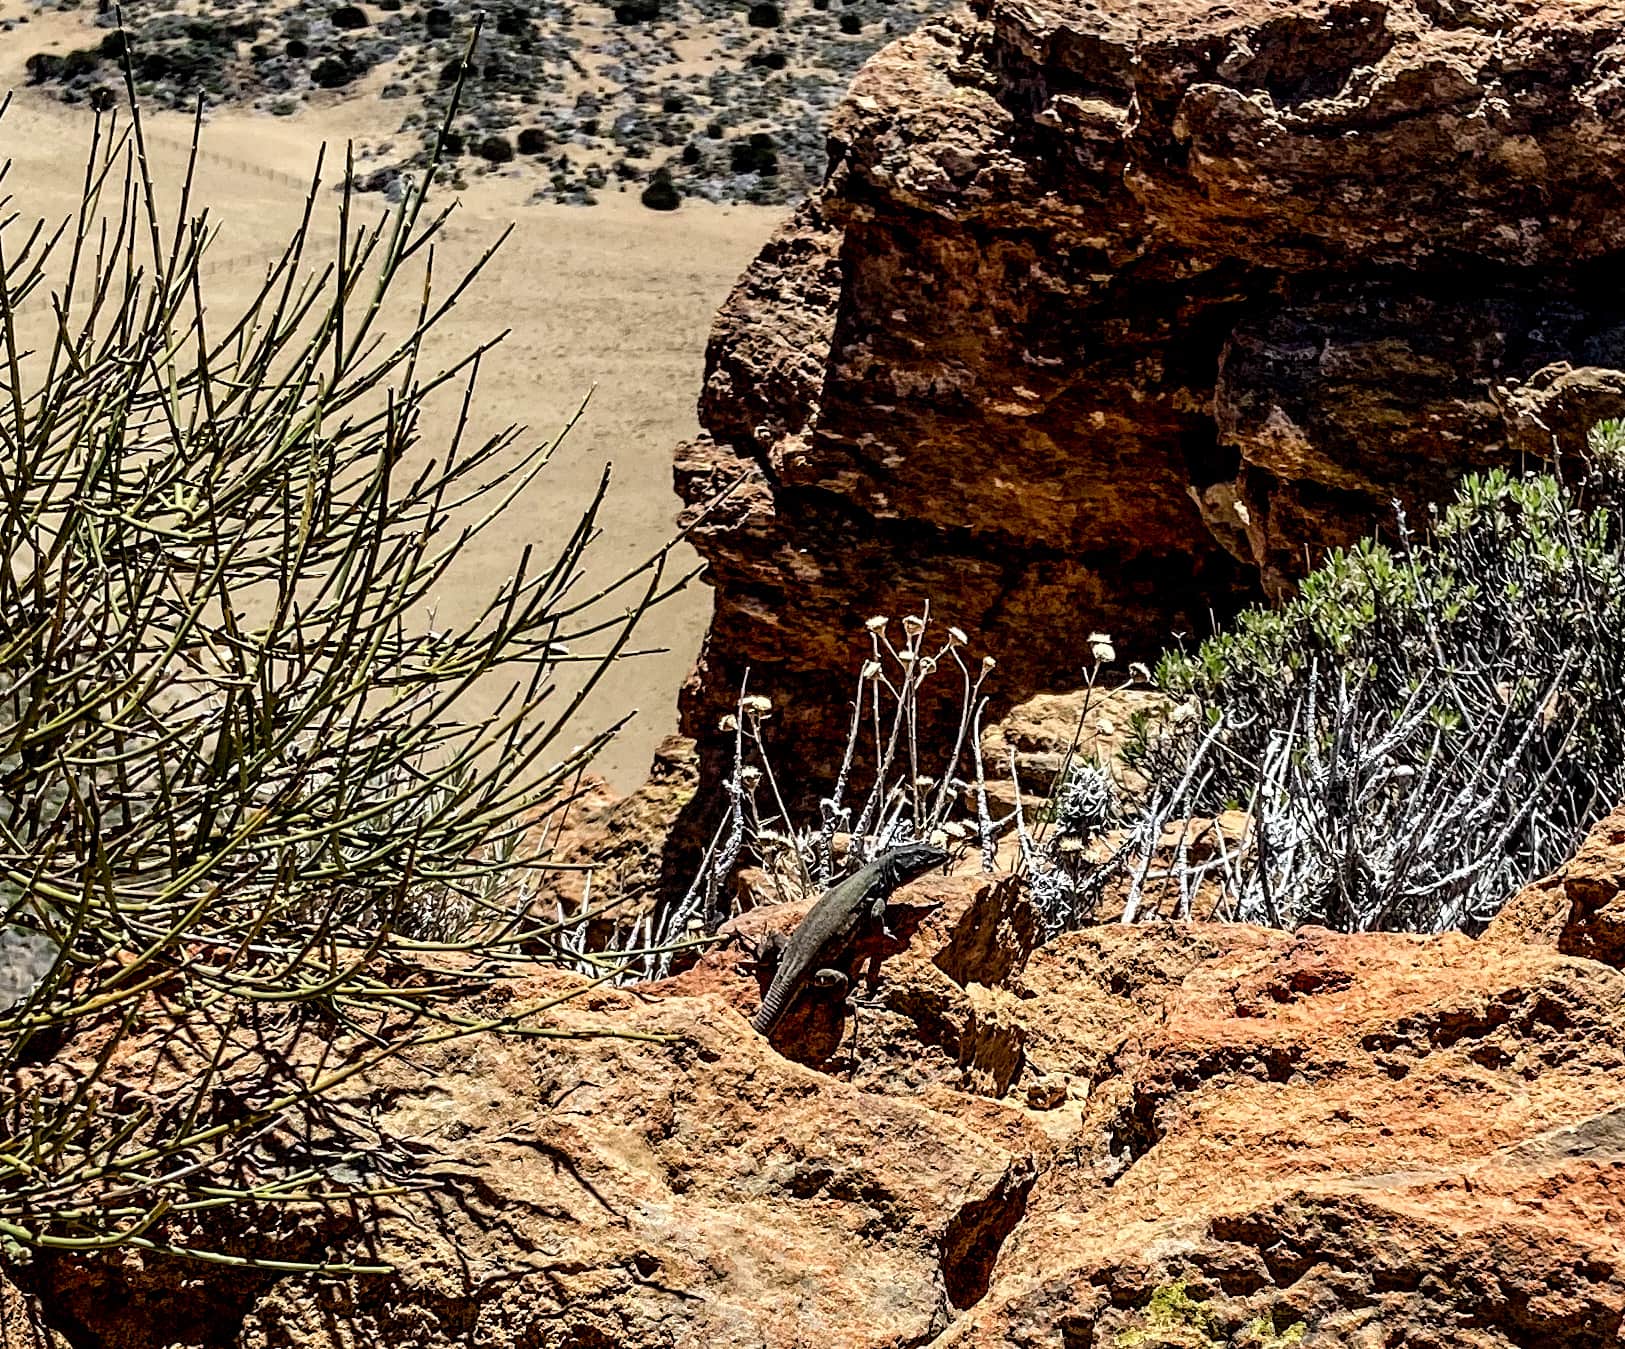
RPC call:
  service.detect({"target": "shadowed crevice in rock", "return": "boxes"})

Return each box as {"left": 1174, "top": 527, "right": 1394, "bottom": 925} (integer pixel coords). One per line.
{"left": 939, "top": 1160, "right": 1036, "bottom": 1311}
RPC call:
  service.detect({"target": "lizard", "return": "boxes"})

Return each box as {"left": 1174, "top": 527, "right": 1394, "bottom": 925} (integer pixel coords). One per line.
{"left": 749, "top": 841, "right": 950, "bottom": 1036}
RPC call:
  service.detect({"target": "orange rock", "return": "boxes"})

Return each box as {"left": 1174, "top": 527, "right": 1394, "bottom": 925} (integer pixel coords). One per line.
{"left": 1487, "top": 804, "right": 1625, "bottom": 969}
{"left": 17, "top": 871, "right": 1625, "bottom": 1348}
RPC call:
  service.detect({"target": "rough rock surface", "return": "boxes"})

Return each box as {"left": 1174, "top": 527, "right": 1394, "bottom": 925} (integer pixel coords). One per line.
{"left": 1487, "top": 801, "right": 1625, "bottom": 968}
{"left": 15, "top": 865, "right": 1625, "bottom": 1348}
{"left": 675, "top": 0, "right": 1625, "bottom": 808}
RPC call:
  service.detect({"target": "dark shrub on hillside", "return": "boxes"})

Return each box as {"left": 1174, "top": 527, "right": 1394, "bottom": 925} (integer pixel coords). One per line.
{"left": 517, "top": 127, "right": 550, "bottom": 155}
{"left": 439, "top": 129, "right": 465, "bottom": 155}
{"left": 496, "top": 6, "right": 529, "bottom": 34}
{"left": 331, "top": 5, "right": 369, "bottom": 28}
{"left": 839, "top": 12, "right": 862, "bottom": 32}
{"left": 285, "top": 38, "right": 309, "bottom": 58}
{"left": 479, "top": 135, "right": 515, "bottom": 164}
{"left": 25, "top": 53, "right": 63, "bottom": 83}
{"left": 311, "top": 56, "right": 355, "bottom": 88}
{"left": 730, "top": 131, "right": 778, "bottom": 175}
{"left": 748, "top": 50, "right": 787, "bottom": 69}
{"left": 439, "top": 57, "right": 468, "bottom": 85}
{"left": 681, "top": 142, "right": 701, "bottom": 164}
{"left": 424, "top": 6, "right": 453, "bottom": 35}
{"left": 641, "top": 167, "right": 680, "bottom": 210}
{"left": 662, "top": 92, "right": 685, "bottom": 112}
{"left": 748, "top": 2, "right": 781, "bottom": 25}
{"left": 614, "top": 0, "right": 660, "bottom": 21}
{"left": 97, "top": 30, "right": 128, "bottom": 58}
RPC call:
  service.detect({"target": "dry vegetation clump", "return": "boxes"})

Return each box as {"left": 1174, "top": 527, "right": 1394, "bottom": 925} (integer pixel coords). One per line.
{"left": 1025, "top": 428, "right": 1625, "bottom": 935}
{"left": 0, "top": 71, "right": 692, "bottom": 1268}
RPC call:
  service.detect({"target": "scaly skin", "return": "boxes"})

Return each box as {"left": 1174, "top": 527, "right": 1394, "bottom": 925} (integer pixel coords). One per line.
{"left": 750, "top": 842, "right": 948, "bottom": 1035}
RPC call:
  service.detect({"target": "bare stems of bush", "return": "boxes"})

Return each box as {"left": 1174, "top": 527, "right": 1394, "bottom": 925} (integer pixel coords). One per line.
{"left": 630, "top": 610, "right": 998, "bottom": 978}
{"left": 1021, "top": 438, "right": 1625, "bottom": 936}
{"left": 0, "top": 45, "right": 692, "bottom": 1267}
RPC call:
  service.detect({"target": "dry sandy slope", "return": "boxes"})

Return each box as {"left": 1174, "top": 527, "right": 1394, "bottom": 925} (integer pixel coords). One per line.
{"left": 0, "top": 3, "right": 783, "bottom": 787}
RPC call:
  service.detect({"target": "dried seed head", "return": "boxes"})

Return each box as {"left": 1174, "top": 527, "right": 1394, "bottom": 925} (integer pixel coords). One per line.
{"left": 740, "top": 766, "right": 762, "bottom": 785}
{"left": 865, "top": 615, "right": 888, "bottom": 632}
{"left": 742, "top": 694, "right": 773, "bottom": 717}
{"left": 1087, "top": 632, "right": 1116, "bottom": 665}
{"left": 915, "top": 774, "right": 936, "bottom": 788}
{"left": 948, "top": 625, "right": 968, "bottom": 645}
{"left": 902, "top": 614, "right": 926, "bottom": 636}
{"left": 918, "top": 655, "right": 938, "bottom": 675}
{"left": 898, "top": 650, "right": 915, "bottom": 664}
{"left": 861, "top": 659, "right": 882, "bottom": 679}
{"left": 719, "top": 713, "right": 739, "bottom": 732}
{"left": 1096, "top": 716, "right": 1116, "bottom": 737}
{"left": 982, "top": 655, "right": 997, "bottom": 672}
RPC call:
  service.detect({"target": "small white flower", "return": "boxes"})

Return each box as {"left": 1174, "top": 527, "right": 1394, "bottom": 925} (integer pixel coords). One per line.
{"left": 740, "top": 765, "right": 762, "bottom": 785}
{"left": 864, "top": 615, "right": 888, "bottom": 632}
{"left": 1096, "top": 716, "right": 1116, "bottom": 737}
{"left": 982, "top": 655, "right": 997, "bottom": 672}
{"left": 1087, "top": 632, "right": 1116, "bottom": 665}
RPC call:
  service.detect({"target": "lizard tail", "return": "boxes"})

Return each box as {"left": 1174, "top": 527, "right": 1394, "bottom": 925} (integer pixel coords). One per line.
{"left": 750, "top": 987, "right": 791, "bottom": 1036}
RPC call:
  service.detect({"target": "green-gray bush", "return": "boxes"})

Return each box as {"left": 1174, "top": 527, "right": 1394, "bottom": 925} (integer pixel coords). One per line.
{"left": 1098, "top": 427, "right": 1625, "bottom": 934}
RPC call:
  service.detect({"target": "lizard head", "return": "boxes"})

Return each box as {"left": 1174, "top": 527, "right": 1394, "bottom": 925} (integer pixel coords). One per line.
{"left": 875, "top": 840, "right": 951, "bottom": 891}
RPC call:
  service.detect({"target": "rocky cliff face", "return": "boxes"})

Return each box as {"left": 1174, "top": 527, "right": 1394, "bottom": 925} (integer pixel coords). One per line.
{"left": 13, "top": 813, "right": 1625, "bottom": 1348}
{"left": 675, "top": 0, "right": 1625, "bottom": 798}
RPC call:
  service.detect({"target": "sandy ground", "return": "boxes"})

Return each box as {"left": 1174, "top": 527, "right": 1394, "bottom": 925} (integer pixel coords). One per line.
{"left": 0, "top": 3, "right": 783, "bottom": 788}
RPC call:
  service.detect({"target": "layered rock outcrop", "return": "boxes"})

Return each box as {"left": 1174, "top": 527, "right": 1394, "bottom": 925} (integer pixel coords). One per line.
{"left": 13, "top": 819, "right": 1625, "bottom": 1348}
{"left": 676, "top": 0, "right": 1625, "bottom": 802}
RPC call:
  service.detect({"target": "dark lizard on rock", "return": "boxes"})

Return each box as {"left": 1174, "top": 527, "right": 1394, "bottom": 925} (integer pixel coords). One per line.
{"left": 750, "top": 841, "right": 949, "bottom": 1036}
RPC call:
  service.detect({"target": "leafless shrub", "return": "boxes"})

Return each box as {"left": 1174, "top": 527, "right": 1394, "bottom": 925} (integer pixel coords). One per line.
{"left": 0, "top": 42, "right": 692, "bottom": 1268}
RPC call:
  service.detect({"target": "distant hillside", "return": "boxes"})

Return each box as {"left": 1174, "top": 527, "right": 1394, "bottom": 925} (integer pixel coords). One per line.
{"left": 10, "top": 0, "right": 949, "bottom": 203}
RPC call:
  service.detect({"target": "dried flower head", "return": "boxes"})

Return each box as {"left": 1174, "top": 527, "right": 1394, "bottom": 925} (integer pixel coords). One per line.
{"left": 719, "top": 713, "right": 739, "bottom": 732}
{"left": 860, "top": 659, "right": 882, "bottom": 680}
{"left": 741, "top": 694, "right": 773, "bottom": 717}
{"left": 739, "top": 765, "right": 763, "bottom": 785}
{"left": 902, "top": 614, "right": 926, "bottom": 637}
{"left": 1087, "top": 632, "right": 1116, "bottom": 665}
{"left": 864, "top": 615, "right": 888, "bottom": 632}
{"left": 982, "top": 655, "right": 997, "bottom": 672}
{"left": 919, "top": 655, "right": 938, "bottom": 675}
{"left": 948, "top": 625, "right": 968, "bottom": 645}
